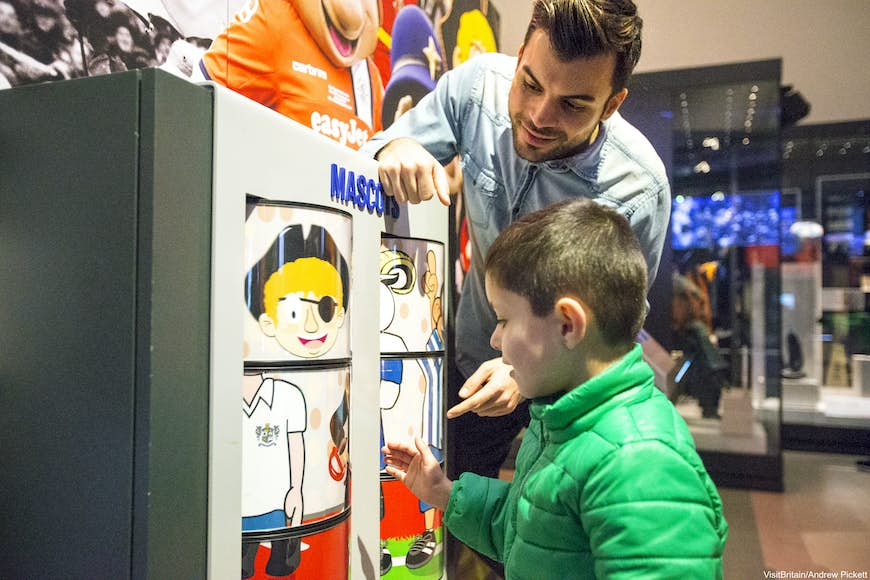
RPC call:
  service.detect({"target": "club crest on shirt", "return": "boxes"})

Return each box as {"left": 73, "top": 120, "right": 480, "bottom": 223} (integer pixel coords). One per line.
{"left": 255, "top": 423, "right": 281, "bottom": 447}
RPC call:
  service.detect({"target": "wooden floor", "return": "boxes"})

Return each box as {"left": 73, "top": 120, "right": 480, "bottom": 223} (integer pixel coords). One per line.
{"left": 722, "top": 451, "right": 870, "bottom": 578}
{"left": 454, "top": 451, "right": 870, "bottom": 579}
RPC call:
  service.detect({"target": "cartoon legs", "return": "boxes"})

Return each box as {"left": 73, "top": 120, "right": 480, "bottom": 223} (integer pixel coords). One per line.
{"left": 241, "top": 538, "right": 301, "bottom": 579}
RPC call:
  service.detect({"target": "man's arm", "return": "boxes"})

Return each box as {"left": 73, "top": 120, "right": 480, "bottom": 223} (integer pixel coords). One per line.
{"left": 632, "top": 181, "right": 671, "bottom": 289}
{"left": 360, "top": 57, "right": 484, "bottom": 206}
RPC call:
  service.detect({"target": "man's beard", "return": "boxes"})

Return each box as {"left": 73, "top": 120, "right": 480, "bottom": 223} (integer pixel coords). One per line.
{"left": 510, "top": 115, "right": 600, "bottom": 163}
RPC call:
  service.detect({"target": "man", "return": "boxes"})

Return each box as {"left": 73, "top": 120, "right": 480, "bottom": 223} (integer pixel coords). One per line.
{"left": 361, "top": 0, "right": 670, "bottom": 486}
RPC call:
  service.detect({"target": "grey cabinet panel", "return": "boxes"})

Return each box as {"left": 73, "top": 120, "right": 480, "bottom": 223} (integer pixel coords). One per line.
{"left": 0, "top": 69, "right": 213, "bottom": 579}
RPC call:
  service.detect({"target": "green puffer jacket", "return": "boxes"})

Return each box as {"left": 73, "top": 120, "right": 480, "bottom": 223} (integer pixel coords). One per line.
{"left": 444, "top": 344, "right": 728, "bottom": 579}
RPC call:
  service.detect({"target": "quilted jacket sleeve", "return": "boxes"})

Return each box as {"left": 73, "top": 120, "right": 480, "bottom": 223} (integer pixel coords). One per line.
{"left": 443, "top": 471, "right": 512, "bottom": 562}
{"left": 580, "top": 439, "right": 728, "bottom": 579}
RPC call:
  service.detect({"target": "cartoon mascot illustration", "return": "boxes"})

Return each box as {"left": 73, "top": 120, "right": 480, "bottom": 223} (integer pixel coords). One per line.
{"left": 198, "top": 0, "right": 384, "bottom": 149}
{"left": 243, "top": 221, "right": 350, "bottom": 578}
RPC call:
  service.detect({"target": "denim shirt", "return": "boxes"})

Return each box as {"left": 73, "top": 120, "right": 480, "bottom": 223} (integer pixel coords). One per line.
{"left": 362, "top": 53, "right": 671, "bottom": 378}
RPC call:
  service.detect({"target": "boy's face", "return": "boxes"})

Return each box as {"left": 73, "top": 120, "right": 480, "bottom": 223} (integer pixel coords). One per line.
{"left": 508, "top": 29, "right": 627, "bottom": 163}
{"left": 486, "top": 274, "right": 569, "bottom": 399}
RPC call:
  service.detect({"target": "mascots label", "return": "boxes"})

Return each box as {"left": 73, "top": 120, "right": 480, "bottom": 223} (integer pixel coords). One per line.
{"left": 330, "top": 163, "right": 399, "bottom": 218}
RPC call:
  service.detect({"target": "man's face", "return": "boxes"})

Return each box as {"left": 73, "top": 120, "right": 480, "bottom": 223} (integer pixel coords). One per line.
{"left": 260, "top": 290, "right": 346, "bottom": 358}
{"left": 486, "top": 274, "right": 568, "bottom": 400}
{"left": 508, "top": 29, "right": 627, "bottom": 162}
{"left": 291, "top": 0, "right": 381, "bottom": 68}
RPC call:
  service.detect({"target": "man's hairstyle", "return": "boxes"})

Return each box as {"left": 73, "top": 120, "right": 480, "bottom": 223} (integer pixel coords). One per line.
{"left": 485, "top": 198, "right": 647, "bottom": 347}
{"left": 523, "top": 0, "right": 643, "bottom": 91}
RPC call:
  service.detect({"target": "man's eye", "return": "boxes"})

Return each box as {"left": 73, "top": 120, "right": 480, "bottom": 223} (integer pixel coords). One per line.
{"left": 524, "top": 80, "right": 542, "bottom": 93}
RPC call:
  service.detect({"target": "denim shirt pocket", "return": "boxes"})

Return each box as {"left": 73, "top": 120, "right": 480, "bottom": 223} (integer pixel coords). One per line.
{"left": 462, "top": 154, "right": 503, "bottom": 228}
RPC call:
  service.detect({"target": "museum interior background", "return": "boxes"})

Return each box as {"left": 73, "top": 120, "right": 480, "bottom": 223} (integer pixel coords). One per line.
{"left": 1, "top": 0, "right": 868, "bottom": 577}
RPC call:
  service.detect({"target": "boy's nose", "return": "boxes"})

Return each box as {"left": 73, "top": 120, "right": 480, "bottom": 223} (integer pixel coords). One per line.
{"left": 489, "top": 328, "right": 502, "bottom": 351}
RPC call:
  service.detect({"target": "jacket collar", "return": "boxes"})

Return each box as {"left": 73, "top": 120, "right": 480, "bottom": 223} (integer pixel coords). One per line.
{"left": 529, "top": 343, "right": 654, "bottom": 441}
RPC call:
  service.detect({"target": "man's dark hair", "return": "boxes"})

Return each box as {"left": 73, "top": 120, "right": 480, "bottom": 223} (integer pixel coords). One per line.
{"left": 485, "top": 198, "right": 647, "bottom": 347}
{"left": 523, "top": 0, "right": 643, "bottom": 91}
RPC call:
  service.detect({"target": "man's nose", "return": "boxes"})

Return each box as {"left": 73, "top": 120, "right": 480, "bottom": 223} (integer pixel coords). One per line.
{"left": 527, "top": 97, "right": 557, "bottom": 128}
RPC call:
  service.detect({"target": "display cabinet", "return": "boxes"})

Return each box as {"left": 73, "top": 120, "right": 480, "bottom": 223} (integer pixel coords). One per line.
{"left": 621, "top": 59, "right": 785, "bottom": 490}
{"left": 0, "top": 68, "right": 449, "bottom": 579}
{"left": 779, "top": 120, "right": 870, "bottom": 454}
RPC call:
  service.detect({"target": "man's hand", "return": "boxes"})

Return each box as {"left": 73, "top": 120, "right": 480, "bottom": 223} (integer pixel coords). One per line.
{"left": 375, "top": 138, "right": 451, "bottom": 206}
{"left": 447, "top": 357, "right": 524, "bottom": 419}
{"left": 383, "top": 437, "right": 452, "bottom": 511}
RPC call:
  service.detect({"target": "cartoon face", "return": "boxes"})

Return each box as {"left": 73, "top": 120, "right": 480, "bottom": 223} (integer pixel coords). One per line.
{"left": 259, "top": 257, "right": 346, "bottom": 357}
{"left": 291, "top": 0, "right": 382, "bottom": 68}
{"left": 379, "top": 249, "right": 416, "bottom": 331}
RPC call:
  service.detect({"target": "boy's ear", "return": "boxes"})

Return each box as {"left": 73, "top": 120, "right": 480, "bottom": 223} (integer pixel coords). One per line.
{"left": 555, "top": 296, "right": 588, "bottom": 348}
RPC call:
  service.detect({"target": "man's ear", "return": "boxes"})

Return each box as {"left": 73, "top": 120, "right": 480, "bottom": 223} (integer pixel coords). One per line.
{"left": 602, "top": 88, "right": 628, "bottom": 121}
{"left": 555, "top": 296, "right": 588, "bottom": 348}
{"left": 259, "top": 313, "right": 277, "bottom": 337}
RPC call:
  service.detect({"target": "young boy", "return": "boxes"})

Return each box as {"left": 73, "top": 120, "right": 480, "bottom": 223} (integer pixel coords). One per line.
{"left": 383, "top": 199, "right": 728, "bottom": 579}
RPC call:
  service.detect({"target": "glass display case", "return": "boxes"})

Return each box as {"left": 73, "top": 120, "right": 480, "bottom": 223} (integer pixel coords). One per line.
{"left": 622, "top": 60, "right": 784, "bottom": 490}
{"left": 779, "top": 121, "right": 870, "bottom": 453}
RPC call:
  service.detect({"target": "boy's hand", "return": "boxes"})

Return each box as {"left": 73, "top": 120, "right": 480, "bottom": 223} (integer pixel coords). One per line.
{"left": 447, "top": 357, "right": 524, "bottom": 418}
{"left": 375, "top": 138, "right": 452, "bottom": 206}
{"left": 383, "top": 437, "right": 452, "bottom": 511}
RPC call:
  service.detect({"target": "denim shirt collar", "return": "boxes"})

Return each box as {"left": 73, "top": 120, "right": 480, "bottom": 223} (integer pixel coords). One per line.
{"left": 539, "top": 114, "right": 613, "bottom": 181}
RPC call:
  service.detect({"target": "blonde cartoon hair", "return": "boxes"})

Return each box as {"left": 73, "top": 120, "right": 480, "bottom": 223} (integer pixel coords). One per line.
{"left": 263, "top": 257, "right": 344, "bottom": 322}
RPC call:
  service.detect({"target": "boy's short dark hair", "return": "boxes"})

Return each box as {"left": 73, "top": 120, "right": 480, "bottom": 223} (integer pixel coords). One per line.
{"left": 485, "top": 198, "right": 647, "bottom": 347}
{"left": 524, "top": 0, "right": 643, "bottom": 92}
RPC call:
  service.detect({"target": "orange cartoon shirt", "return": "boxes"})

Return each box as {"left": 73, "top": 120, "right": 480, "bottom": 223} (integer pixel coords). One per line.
{"left": 201, "top": 0, "right": 384, "bottom": 150}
